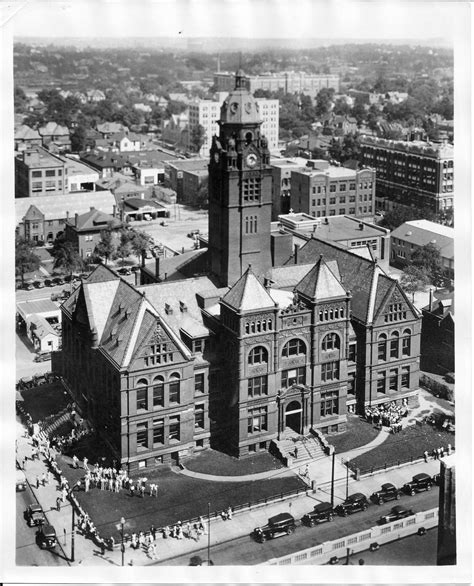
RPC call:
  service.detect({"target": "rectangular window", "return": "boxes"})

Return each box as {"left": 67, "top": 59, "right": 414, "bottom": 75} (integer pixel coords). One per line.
{"left": 136, "top": 387, "right": 148, "bottom": 411}
{"left": 389, "top": 369, "right": 398, "bottom": 391}
{"left": 248, "top": 406, "right": 268, "bottom": 434}
{"left": 45, "top": 169, "right": 55, "bottom": 177}
{"left": 377, "top": 371, "right": 386, "bottom": 393}
{"left": 378, "top": 339, "right": 387, "bottom": 361}
{"left": 242, "top": 177, "right": 261, "bottom": 202}
{"left": 32, "top": 181, "right": 42, "bottom": 192}
{"left": 32, "top": 170, "right": 42, "bottom": 178}
{"left": 153, "top": 419, "right": 164, "bottom": 445}
{"left": 321, "top": 390, "right": 339, "bottom": 416}
{"left": 248, "top": 375, "right": 268, "bottom": 397}
{"left": 281, "top": 367, "right": 305, "bottom": 388}
{"left": 152, "top": 382, "right": 164, "bottom": 408}
{"left": 194, "top": 339, "right": 204, "bottom": 353}
{"left": 330, "top": 184, "right": 336, "bottom": 192}
{"left": 329, "top": 197, "right": 336, "bottom": 205}
{"left": 195, "top": 373, "right": 205, "bottom": 394}
{"left": 390, "top": 337, "right": 399, "bottom": 359}
{"left": 195, "top": 404, "right": 205, "bottom": 429}
{"left": 169, "top": 416, "right": 180, "bottom": 441}
{"left": 401, "top": 366, "right": 410, "bottom": 388}
{"left": 169, "top": 380, "right": 180, "bottom": 404}
{"left": 348, "top": 343, "right": 356, "bottom": 363}
{"left": 402, "top": 336, "right": 410, "bottom": 356}
{"left": 347, "top": 372, "right": 356, "bottom": 395}
{"left": 339, "top": 183, "right": 346, "bottom": 191}
{"left": 321, "top": 361, "right": 340, "bottom": 382}
{"left": 137, "top": 422, "right": 148, "bottom": 450}
{"left": 339, "top": 196, "right": 346, "bottom": 204}
{"left": 339, "top": 208, "right": 346, "bottom": 215}
{"left": 349, "top": 183, "right": 356, "bottom": 190}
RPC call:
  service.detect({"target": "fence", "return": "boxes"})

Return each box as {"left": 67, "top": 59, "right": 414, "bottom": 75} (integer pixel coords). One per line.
{"left": 263, "top": 507, "right": 439, "bottom": 566}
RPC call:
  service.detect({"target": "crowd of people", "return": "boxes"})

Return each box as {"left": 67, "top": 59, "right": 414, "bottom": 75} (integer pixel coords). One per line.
{"left": 364, "top": 399, "right": 409, "bottom": 432}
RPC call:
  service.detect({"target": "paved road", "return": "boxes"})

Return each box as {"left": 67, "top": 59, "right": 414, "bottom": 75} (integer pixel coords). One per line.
{"left": 154, "top": 488, "right": 440, "bottom": 566}
{"left": 16, "top": 479, "right": 69, "bottom": 567}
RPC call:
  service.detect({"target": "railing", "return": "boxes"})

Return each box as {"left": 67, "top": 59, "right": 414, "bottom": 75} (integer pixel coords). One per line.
{"left": 310, "top": 427, "right": 335, "bottom": 456}
{"left": 263, "top": 507, "right": 439, "bottom": 565}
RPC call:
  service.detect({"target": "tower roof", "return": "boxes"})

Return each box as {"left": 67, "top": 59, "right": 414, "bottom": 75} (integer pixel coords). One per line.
{"left": 220, "top": 70, "right": 262, "bottom": 126}
{"left": 295, "top": 256, "right": 346, "bottom": 301}
{"left": 222, "top": 267, "right": 275, "bottom": 311}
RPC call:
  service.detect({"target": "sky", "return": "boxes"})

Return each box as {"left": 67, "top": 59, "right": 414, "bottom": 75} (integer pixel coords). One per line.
{"left": 2, "top": 0, "right": 467, "bottom": 44}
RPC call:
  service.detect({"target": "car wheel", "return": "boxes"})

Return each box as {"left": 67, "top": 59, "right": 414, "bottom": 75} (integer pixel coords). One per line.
{"left": 309, "top": 521, "right": 315, "bottom": 528}
{"left": 410, "top": 490, "right": 415, "bottom": 496}
{"left": 363, "top": 504, "right": 368, "bottom": 510}
{"left": 377, "top": 499, "right": 382, "bottom": 505}
{"left": 396, "top": 493, "right": 401, "bottom": 500}
{"left": 427, "top": 484, "right": 432, "bottom": 491}
{"left": 286, "top": 526, "right": 295, "bottom": 535}
{"left": 343, "top": 511, "right": 348, "bottom": 517}
{"left": 328, "top": 515, "right": 334, "bottom": 522}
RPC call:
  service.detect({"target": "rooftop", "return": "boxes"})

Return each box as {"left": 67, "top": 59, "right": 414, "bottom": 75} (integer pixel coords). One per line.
{"left": 166, "top": 158, "right": 209, "bottom": 172}
{"left": 391, "top": 220, "right": 454, "bottom": 259}
{"left": 279, "top": 214, "right": 388, "bottom": 242}
{"left": 360, "top": 135, "right": 454, "bottom": 159}
{"left": 17, "top": 147, "right": 63, "bottom": 169}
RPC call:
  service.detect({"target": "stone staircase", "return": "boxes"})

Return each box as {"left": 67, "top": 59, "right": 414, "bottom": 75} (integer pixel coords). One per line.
{"left": 271, "top": 428, "right": 325, "bottom": 466}
{"left": 43, "top": 410, "right": 72, "bottom": 437}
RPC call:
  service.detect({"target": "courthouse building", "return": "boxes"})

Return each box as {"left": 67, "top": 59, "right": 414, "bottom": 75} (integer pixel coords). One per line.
{"left": 56, "top": 72, "right": 420, "bottom": 473}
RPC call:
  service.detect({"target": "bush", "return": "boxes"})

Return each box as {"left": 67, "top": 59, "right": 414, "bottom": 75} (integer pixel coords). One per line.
{"left": 420, "top": 374, "right": 454, "bottom": 402}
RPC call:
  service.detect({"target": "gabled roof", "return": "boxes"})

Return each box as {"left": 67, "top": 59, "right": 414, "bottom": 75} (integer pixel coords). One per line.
{"left": 68, "top": 207, "right": 121, "bottom": 232}
{"left": 23, "top": 204, "right": 44, "bottom": 221}
{"left": 39, "top": 122, "right": 70, "bottom": 136}
{"left": 221, "top": 267, "right": 275, "bottom": 312}
{"left": 295, "top": 256, "right": 347, "bottom": 301}
{"left": 15, "top": 125, "right": 41, "bottom": 141}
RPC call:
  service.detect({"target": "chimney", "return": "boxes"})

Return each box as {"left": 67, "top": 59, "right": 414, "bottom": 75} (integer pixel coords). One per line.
{"left": 66, "top": 210, "right": 69, "bottom": 221}
{"left": 134, "top": 270, "right": 140, "bottom": 287}
{"left": 75, "top": 213, "right": 78, "bottom": 227}
{"left": 429, "top": 288, "right": 433, "bottom": 311}
{"left": 113, "top": 204, "right": 116, "bottom": 217}
{"left": 359, "top": 222, "right": 364, "bottom": 230}
{"left": 155, "top": 257, "right": 160, "bottom": 279}
{"left": 90, "top": 206, "right": 95, "bottom": 211}
{"left": 294, "top": 244, "right": 300, "bottom": 264}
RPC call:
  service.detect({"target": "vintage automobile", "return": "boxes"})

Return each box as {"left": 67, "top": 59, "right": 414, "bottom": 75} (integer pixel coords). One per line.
{"left": 301, "top": 502, "right": 335, "bottom": 526}
{"left": 371, "top": 483, "right": 402, "bottom": 505}
{"left": 117, "top": 267, "right": 132, "bottom": 276}
{"left": 403, "top": 473, "right": 433, "bottom": 496}
{"left": 252, "top": 513, "right": 296, "bottom": 542}
{"left": 335, "top": 493, "right": 369, "bottom": 516}
{"left": 34, "top": 352, "right": 52, "bottom": 363}
{"left": 25, "top": 503, "right": 46, "bottom": 527}
{"left": 16, "top": 469, "right": 27, "bottom": 492}
{"left": 36, "top": 524, "right": 57, "bottom": 549}
{"left": 378, "top": 505, "right": 415, "bottom": 525}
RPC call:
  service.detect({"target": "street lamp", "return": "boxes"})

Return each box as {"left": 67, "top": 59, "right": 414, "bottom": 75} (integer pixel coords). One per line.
{"left": 120, "top": 517, "right": 125, "bottom": 566}
{"left": 68, "top": 480, "right": 81, "bottom": 563}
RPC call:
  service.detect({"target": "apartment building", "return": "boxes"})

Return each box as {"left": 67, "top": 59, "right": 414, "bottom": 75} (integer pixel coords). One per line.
{"left": 15, "top": 147, "right": 66, "bottom": 198}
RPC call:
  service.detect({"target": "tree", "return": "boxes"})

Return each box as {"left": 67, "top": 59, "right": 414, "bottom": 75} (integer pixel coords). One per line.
{"left": 70, "top": 123, "right": 88, "bottom": 152}
{"left": 50, "top": 236, "right": 84, "bottom": 278}
{"left": 315, "top": 88, "right": 335, "bottom": 117}
{"left": 399, "top": 266, "right": 430, "bottom": 302}
{"left": 116, "top": 229, "right": 133, "bottom": 264}
{"left": 129, "top": 228, "right": 153, "bottom": 264}
{"left": 94, "top": 228, "right": 116, "bottom": 265}
{"left": 14, "top": 86, "right": 28, "bottom": 114}
{"left": 15, "top": 236, "right": 41, "bottom": 286}
{"left": 190, "top": 124, "right": 206, "bottom": 153}
{"left": 411, "top": 243, "right": 443, "bottom": 282}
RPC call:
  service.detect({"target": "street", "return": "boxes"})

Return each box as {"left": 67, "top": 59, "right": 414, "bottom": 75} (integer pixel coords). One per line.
{"left": 154, "top": 488, "right": 440, "bottom": 565}
{"left": 16, "top": 480, "right": 69, "bottom": 567}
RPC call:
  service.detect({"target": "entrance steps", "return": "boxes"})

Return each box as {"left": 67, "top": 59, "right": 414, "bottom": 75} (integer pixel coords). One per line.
{"left": 271, "top": 427, "right": 326, "bottom": 466}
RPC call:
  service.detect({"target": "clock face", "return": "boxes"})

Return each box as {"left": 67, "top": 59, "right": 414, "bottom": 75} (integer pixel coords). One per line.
{"left": 245, "top": 102, "right": 252, "bottom": 114}
{"left": 230, "top": 102, "right": 239, "bottom": 114}
{"left": 246, "top": 153, "right": 258, "bottom": 168}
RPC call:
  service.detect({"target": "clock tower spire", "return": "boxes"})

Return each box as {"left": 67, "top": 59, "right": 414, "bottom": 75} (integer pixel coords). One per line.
{"left": 208, "top": 70, "right": 272, "bottom": 287}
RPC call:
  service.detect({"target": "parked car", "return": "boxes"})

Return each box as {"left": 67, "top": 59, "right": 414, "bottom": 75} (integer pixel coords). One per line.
{"left": 34, "top": 352, "right": 52, "bottom": 363}
{"left": 117, "top": 267, "right": 132, "bottom": 276}
{"left": 444, "top": 372, "right": 455, "bottom": 384}
{"left": 335, "top": 493, "right": 369, "bottom": 516}
{"left": 16, "top": 469, "right": 27, "bottom": 492}
{"left": 130, "top": 265, "right": 140, "bottom": 273}
{"left": 302, "top": 502, "right": 334, "bottom": 526}
{"left": 44, "top": 279, "right": 54, "bottom": 287}
{"left": 403, "top": 473, "right": 433, "bottom": 495}
{"left": 378, "top": 505, "right": 414, "bottom": 525}
{"left": 371, "top": 483, "right": 402, "bottom": 505}
{"left": 52, "top": 277, "right": 64, "bottom": 286}
{"left": 34, "top": 280, "right": 45, "bottom": 289}
{"left": 25, "top": 504, "right": 46, "bottom": 527}
{"left": 36, "top": 524, "right": 57, "bottom": 549}
{"left": 187, "top": 229, "right": 200, "bottom": 238}
{"left": 24, "top": 281, "right": 35, "bottom": 291}
{"left": 252, "top": 513, "right": 296, "bottom": 542}
{"left": 160, "top": 221, "right": 169, "bottom": 226}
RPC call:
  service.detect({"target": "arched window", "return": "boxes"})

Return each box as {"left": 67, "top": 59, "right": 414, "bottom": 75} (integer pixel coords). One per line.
{"left": 340, "top": 307, "right": 344, "bottom": 318}
{"left": 402, "top": 328, "right": 411, "bottom": 356}
{"left": 136, "top": 378, "right": 148, "bottom": 411}
{"left": 256, "top": 320, "right": 261, "bottom": 332}
{"left": 251, "top": 322, "right": 256, "bottom": 333}
{"left": 390, "top": 331, "right": 400, "bottom": 359}
{"left": 282, "top": 338, "right": 306, "bottom": 358}
{"left": 322, "top": 333, "right": 341, "bottom": 351}
{"left": 267, "top": 319, "right": 272, "bottom": 330}
{"left": 152, "top": 375, "right": 164, "bottom": 408}
{"left": 245, "top": 323, "right": 250, "bottom": 334}
{"left": 248, "top": 346, "right": 268, "bottom": 365}
{"left": 169, "top": 373, "right": 180, "bottom": 404}
{"left": 377, "top": 333, "right": 387, "bottom": 362}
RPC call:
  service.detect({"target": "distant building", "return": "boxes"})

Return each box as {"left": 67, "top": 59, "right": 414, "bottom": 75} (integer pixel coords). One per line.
{"left": 269, "top": 157, "right": 309, "bottom": 219}
{"left": 86, "top": 89, "right": 106, "bottom": 103}
{"left": 96, "top": 122, "right": 129, "bottom": 138}
{"left": 214, "top": 71, "right": 340, "bottom": 98}
{"left": 121, "top": 197, "right": 168, "bottom": 222}
{"left": 15, "top": 147, "right": 66, "bottom": 198}
{"left": 16, "top": 298, "right": 61, "bottom": 353}
{"left": 289, "top": 160, "right": 376, "bottom": 220}
{"left": 360, "top": 136, "right": 454, "bottom": 214}
{"left": 165, "top": 158, "right": 208, "bottom": 204}
{"left": 38, "top": 122, "right": 71, "bottom": 152}
{"left": 421, "top": 289, "right": 454, "bottom": 373}
{"left": 390, "top": 220, "right": 454, "bottom": 279}
{"left": 61, "top": 156, "right": 99, "bottom": 192}
{"left": 64, "top": 207, "right": 122, "bottom": 259}
{"left": 14, "top": 125, "right": 42, "bottom": 152}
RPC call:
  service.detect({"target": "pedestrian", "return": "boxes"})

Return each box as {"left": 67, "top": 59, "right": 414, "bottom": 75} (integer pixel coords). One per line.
{"left": 129, "top": 484, "right": 135, "bottom": 497}
{"left": 72, "top": 455, "right": 78, "bottom": 468}
{"left": 56, "top": 496, "right": 61, "bottom": 511}
{"left": 294, "top": 446, "right": 298, "bottom": 459}
{"left": 100, "top": 540, "right": 106, "bottom": 556}
{"left": 62, "top": 487, "right": 67, "bottom": 503}
{"left": 304, "top": 464, "right": 309, "bottom": 479}
{"left": 36, "top": 475, "right": 40, "bottom": 489}
{"left": 41, "top": 472, "right": 46, "bottom": 486}
{"left": 423, "top": 450, "right": 429, "bottom": 463}
{"left": 84, "top": 477, "right": 90, "bottom": 492}
{"left": 22, "top": 455, "right": 27, "bottom": 468}
{"left": 432, "top": 448, "right": 438, "bottom": 460}
{"left": 447, "top": 443, "right": 452, "bottom": 455}
{"left": 227, "top": 506, "right": 233, "bottom": 520}
{"left": 139, "top": 531, "right": 145, "bottom": 548}
{"left": 83, "top": 457, "right": 88, "bottom": 470}
{"left": 150, "top": 524, "right": 156, "bottom": 540}
{"left": 147, "top": 542, "right": 156, "bottom": 559}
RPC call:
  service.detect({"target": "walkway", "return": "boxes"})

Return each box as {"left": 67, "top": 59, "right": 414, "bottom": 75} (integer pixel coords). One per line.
{"left": 338, "top": 428, "right": 390, "bottom": 461}
{"left": 179, "top": 465, "right": 295, "bottom": 482}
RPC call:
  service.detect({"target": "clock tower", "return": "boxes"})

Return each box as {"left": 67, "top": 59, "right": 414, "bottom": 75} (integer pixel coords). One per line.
{"left": 208, "top": 70, "right": 273, "bottom": 287}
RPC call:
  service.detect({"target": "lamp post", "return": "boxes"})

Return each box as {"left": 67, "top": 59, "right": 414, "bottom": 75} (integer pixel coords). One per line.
{"left": 206, "top": 502, "right": 212, "bottom": 566}
{"left": 68, "top": 480, "right": 81, "bottom": 563}
{"left": 120, "top": 517, "right": 125, "bottom": 566}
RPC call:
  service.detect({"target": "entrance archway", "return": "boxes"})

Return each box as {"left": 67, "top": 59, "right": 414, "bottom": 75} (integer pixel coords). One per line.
{"left": 285, "top": 400, "right": 302, "bottom": 434}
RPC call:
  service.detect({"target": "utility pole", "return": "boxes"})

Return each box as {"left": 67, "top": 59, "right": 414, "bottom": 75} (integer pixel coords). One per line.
{"left": 207, "top": 501, "right": 211, "bottom": 566}
{"left": 346, "top": 460, "right": 349, "bottom": 500}
{"left": 330, "top": 450, "right": 336, "bottom": 507}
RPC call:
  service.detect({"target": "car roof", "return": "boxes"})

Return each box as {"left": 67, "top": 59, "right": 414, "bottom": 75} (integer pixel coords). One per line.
{"left": 313, "top": 502, "right": 333, "bottom": 512}
{"left": 29, "top": 503, "right": 43, "bottom": 511}
{"left": 269, "top": 512, "right": 294, "bottom": 524}
{"left": 413, "top": 473, "right": 431, "bottom": 481}
{"left": 347, "top": 492, "right": 366, "bottom": 501}
{"left": 391, "top": 505, "right": 407, "bottom": 513}
{"left": 41, "top": 524, "right": 56, "bottom": 535}
{"left": 382, "top": 483, "right": 396, "bottom": 490}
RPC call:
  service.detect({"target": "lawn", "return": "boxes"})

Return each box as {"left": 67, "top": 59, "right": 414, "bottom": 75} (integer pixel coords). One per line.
{"left": 183, "top": 448, "right": 285, "bottom": 476}
{"left": 327, "top": 415, "right": 381, "bottom": 454}
{"left": 349, "top": 423, "right": 455, "bottom": 473}
{"left": 57, "top": 453, "right": 306, "bottom": 540}
{"left": 20, "top": 382, "right": 70, "bottom": 423}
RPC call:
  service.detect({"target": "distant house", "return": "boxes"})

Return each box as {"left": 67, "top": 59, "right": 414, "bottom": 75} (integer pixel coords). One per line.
{"left": 87, "top": 89, "right": 106, "bottom": 103}
{"left": 161, "top": 112, "right": 189, "bottom": 150}
{"left": 96, "top": 122, "right": 129, "bottom": 139}
{"left": 14, "top": 125, "right": 42, "bottom": 152}
{"left": 109, "top": 132, "right": 142, "bottom": 152}
{"left": 16, "top": 298, "right": 61, "bottom": 352}
{"left": 421, "top": 290, "right": 454, "bottom": 373}
{"left": 64, "top": 206, "right": 122, "bottom": 258}
{"left": 134, "top": 103, "right": 152, "bottom": 113}
{"left": 121, "top": 197, "right": 168, "bottom": 222}
{"left": 321, "top": 113, "right": 358, "bottom": 136}
{"left": 38, "top": 122, "right": 71, "bottom": 152}
{"left": 15, "top": 146, "right": 66, "bottom": 198}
